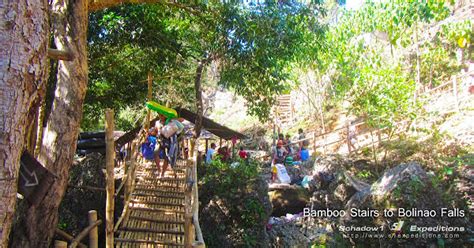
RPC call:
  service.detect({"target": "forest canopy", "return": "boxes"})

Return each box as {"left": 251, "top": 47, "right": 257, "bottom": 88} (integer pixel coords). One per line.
{"left": 83, "top": 2, "right": 326, "bottom": 130}
{"left": 80, "top": 0, "right": 472, "bottom": 131}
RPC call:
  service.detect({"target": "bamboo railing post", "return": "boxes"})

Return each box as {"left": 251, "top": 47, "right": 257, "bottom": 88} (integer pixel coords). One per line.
{"left": 55, "top": 240, "right": 67, "bottom": 248}
{"left": 105, "top": 109, "right": 115, "bottom": 247}
{"left": 190, "top": 139, "right": 195, "bottom": 158}
{"left": 88, "top": 210, "right": 98, "bottom": 248}
{"left": 55, "top": 229, "right": 87, "bottom": 248}
{"left": 114, "top": 140, "right": 138, "bottom": 232}
{"left": 145, "top": 71, "right": 153, "bottom": 130}
{"left": 69, "top": 220, "right": 103, "bottom": 248}
{"left": 184, "top": 159, "right": 194, "bottom": 248}
{"left": 124, "top": 143, "right": 133, "bottom": 206}
{"left": 192, "top": 148, "right": 203, "bottom": 244}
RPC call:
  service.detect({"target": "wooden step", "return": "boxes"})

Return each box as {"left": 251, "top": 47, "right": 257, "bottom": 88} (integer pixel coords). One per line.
{"left": 128, "top": 209, "right": 185, "bottom": 223}
{"left": 130, "top": 199, "right": 184, "bottom": 207}
{"left": 134, "top": 184, "right": 186, "bottom": 189}
{"left": 139, "top": 177, "right": 186, "bottom": 181}
{"left": 132, "top": 192, "right": 185, "bottom": 199}
{"left": 128, "top": 215, "right": 185, "bottom": 224}
{"left": 115, "top": 238, "right": 184, "bottom": 247}
{"left": 131, "top": 195, "right": 184, "bottom": 204}
{"left": 129, "top": 206, "right": 185, "bottom": 214}
{"left": 134, "top": 186, "right": 185, "bottom": 192}
{"left": 120, "top": 227, "right": 184, "bottom": 235}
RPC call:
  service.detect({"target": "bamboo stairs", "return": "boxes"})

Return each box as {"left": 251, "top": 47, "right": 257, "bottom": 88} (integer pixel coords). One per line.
{"left": 115, "top": 159, "right": 189, "bottom": 247}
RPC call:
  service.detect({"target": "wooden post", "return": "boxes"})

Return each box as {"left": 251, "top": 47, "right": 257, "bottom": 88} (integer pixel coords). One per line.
{"left": 184, "top": 158, "right": 194, "bottom": 248}
{"left": 88, "top": 210, "right": 98, "bottom": 248}
{"left": 189, "top": 139, "right": 195, "bottom": 158}
{"left": 105, "top": 109, "right": 115, "bottom": 248}
{"left": 145, "top": 70, "right": 153, "bottom": 129}
{"left": 125, "top": 142, "right": 136, "bottom": 203}
{"left": 188, "top": 139, "right": 193, "bottom": 159}
{"left": 205, "top": 139, "right": 209, "bottom": 154}
{"left": 55, "top": 229, "right": 87, "bottom": 248}
{"left": 54, "top": 240, "right": 67, "bottom": 248}
{"left": 192, "top": 144, "right": 201, "bottom": 243}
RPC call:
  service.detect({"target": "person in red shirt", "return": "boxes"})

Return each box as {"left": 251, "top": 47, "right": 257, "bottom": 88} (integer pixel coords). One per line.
{"left": 238, "top": 147, "right": 248, "bottom": 159}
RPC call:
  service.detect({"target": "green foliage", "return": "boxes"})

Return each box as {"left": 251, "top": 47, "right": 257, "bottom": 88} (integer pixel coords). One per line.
{"left": 85, "top": 4, "right": 198, "bottom": 130}
{"left": 356, "top": 169, "right": 373, "bottom": 180}
{"left": 216, "top": 3, "right": 325, "bottom": 121}
{"left": 302, "top": 0, "right": 470, "bottom": 131}
{"left": 201, "top": 158, "right": 260, "bottom": 195}
{"left": 199, "top": 158, "right": 268, "bottom": 247}
{"left": 83, "top": 2, "right": 326, "bottom": 130}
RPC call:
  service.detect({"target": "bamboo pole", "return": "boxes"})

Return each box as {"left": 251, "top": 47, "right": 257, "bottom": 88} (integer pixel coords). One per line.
{"left": 115, "top": 141, "right": 137, "bottom": 232}
{"left": 105, "top": 108, "right": 115, "bottom": 248}
{"left": 184, "top": 159, "right": 194, "bottom": 248}
{"left": 88, "top": 210, "right": 98, "bottom": 248}
{"left": 69, "top": 220, "right": 102, "bottom": 248}
{"left": 192, "top": 144, "right": 203, "bottom": 245}
{"left": 54, "top": 240, "right": 67, "bottom": 248}
{"left": 55, "top": 229, "right": 87, "bottom": 248}
{"left": 145, "top": 71, "right": 153, "bottom": 130}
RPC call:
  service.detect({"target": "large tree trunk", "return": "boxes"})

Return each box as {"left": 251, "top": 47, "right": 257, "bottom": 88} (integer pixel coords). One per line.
{"left": 193, "top": 60, "right": 206, "bottom": 139}
{"left": 10, "top": 0, "right": 89, "bottom": 246}
{"left": 0, "top": 0, "right": 49, "bottom": 245}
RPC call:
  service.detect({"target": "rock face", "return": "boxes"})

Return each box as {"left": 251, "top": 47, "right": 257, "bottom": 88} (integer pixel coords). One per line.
{"left": 269, "top": 186, "right": 310, "bottom": 216}
{"left": 269, "top": 156, "right": 472, "bottom": 247}
{"left": 267, "top": 222, "right": 310, "bottom": 247}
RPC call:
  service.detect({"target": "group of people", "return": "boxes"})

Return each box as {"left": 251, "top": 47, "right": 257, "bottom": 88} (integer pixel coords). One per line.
{"left": 271, "top": 128, "right": 310, "bottom": 181}
{"left": 141, "top": 114, "right": 183, "bottom": 178}
{"left": 205, "top": 143, "right": 248, "bottom": 164}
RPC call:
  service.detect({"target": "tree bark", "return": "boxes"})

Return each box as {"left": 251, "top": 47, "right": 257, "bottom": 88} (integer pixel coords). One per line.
{"left": 0, "top": 0, "right": 49, "bottom": 245}
{"left": 193, "top": 60, "right": 206, "bottom": 139}
{"left": 10, "top": 0, "right": 89, "bottom": 247}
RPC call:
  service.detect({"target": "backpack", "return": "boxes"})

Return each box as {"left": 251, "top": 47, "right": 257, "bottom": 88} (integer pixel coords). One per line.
{"left": 141, "top": 136, "right": 156, "bottom": 160}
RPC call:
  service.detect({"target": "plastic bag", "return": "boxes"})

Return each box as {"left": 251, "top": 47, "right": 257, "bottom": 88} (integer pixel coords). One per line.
{"left": 162, "top": 120, "right": 184, "bottom": 138}
{"left": 161, "top": 123, "right": 178, "bottom": 138}
{"left": 275, "top": 163, "right": 291, "bottom": 184}
{"left": 171, "top": 119, "right": 184, "bottom": 134}
{"left": 301, "top": 175, "right": 311, "bottom": 189}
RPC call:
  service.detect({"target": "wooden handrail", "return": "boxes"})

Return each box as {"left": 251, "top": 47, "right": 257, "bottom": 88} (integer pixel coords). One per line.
{"left": 114, "top": 136, "right": 142, "bottom": 232}
{"left": 69, "top": 220, "right": 102, "bottom": 248}
{"left": 183, "top": 138, "right": 205, "bottom": 248}
{"left": 55, "top": 229, "right": 87, "bottom": 248}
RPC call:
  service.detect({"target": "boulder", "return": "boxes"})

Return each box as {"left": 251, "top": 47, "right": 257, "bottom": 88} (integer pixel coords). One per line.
{"left": 269, "top": 186, "right": 310, "bottom": 217}
{"left": 267, "top": 222, "right": 310, "bottom": 247}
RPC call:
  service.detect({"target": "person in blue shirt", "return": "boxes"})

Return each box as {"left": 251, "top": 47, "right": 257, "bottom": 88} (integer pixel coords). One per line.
{"left": 206, "top": 143, "right": 216, "bottom": 164}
